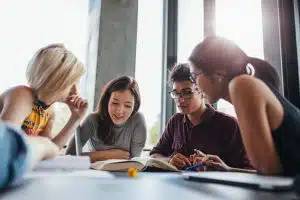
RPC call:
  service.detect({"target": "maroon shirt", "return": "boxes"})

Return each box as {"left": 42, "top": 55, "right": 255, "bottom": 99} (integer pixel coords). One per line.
{"left": 150, "top": 105, "right": 252, "bottom": 169}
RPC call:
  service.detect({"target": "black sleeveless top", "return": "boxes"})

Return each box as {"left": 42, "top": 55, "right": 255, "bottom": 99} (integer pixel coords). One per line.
{"left": 272, "top": 89, "right": 300, "bottom": 177}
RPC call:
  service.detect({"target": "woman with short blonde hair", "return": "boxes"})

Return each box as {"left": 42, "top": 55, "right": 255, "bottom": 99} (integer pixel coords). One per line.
{"left": 0, "top": 43, "right": 88, "bottom": 151}
{"left": 26, "top": 44, "right": 85, "bottom": 101}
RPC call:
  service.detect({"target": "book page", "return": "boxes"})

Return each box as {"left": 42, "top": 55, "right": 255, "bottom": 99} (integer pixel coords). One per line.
{"left": 91, "top": 158, "right": 143, "bottom": 171}
{"left": 131, "top": 157, "right": 180, "bottom": 172}
{"left": 145, "top": 158, "right": 180, "bottom": 172}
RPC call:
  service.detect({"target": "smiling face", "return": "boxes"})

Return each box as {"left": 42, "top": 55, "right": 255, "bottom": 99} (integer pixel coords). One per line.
{"left": 108, "top": 89, "right": 135, "bottom": 125}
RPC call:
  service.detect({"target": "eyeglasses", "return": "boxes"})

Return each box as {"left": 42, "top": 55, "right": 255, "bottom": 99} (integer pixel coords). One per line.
{"left": 169, "top": 89, "right": 195, "bottom": 99}
{"left": 190, "top": 72, "right": 203, "bottom": 83}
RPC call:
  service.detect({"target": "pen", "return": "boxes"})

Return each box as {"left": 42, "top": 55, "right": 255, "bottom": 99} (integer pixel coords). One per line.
{"left": 185, "top": 162, "right": 205, "bottom": 171}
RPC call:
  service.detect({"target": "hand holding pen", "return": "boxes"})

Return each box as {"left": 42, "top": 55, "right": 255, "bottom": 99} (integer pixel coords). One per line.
{"left": 190, "top": 149, "right": 231, "bottom": 172}
{"left": 184, "top": 149, "right": 208, "bottom": 171}
{"left": 169, "top": 153, "right": 191, "bottom": 170}
{"left": 184, "top": 162, "right": 206, "bottom": 171}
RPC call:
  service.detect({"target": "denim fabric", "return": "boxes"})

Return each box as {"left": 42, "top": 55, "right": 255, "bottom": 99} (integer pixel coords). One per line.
{"left": 0, "top": 122, "right": 30, "bottom": 190}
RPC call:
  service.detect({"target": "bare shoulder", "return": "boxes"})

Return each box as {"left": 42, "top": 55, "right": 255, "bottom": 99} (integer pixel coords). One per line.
{"left": 0, "top": 86, "right": 34, "bottom": 124}
{"left": 229, "top": 75, "right": 269, "bottom": 97}
{"left": 229, "top": 75, "right": 284, "bottom": 129}
{"left": 229, "top": 75, "right": 276, "bottom": 105}
{"left": 230, "top": 75, "right": 281, "bottom": 101}
{"left": 3, "top": 85, "right": 34, "bottom": 103}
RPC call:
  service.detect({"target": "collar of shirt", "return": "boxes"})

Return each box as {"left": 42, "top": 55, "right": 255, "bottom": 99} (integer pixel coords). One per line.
{"left": 183, "top": 104, "right": 216, "bottom": 128}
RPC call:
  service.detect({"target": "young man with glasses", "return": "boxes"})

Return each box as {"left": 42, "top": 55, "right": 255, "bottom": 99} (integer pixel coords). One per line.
{"left": 150, "top": 63, "right": 252, "bottom": 171}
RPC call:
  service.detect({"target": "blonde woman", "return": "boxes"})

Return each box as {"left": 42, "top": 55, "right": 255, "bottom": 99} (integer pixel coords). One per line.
{"left": 0, "top": 44, "right": 88, "bottom": 150}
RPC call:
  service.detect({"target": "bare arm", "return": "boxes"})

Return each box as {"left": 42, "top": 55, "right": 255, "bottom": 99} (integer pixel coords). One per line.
{"left": 51, "top": 116, "right": 82, "bottom": 148}
{"left": 39, "top": 107, "right": 55, "bottom": 139}
{"left": 0, "top": 86, "right": 33, "bottom": 126}
{"left": 229, "top": 75, "right": 283, "bottom": 175}
{"left": 193, "top": 152, "right": 257, "bottom": 173}
{"left": 81, "top": 151, "right": 110, "bottom": 162}
{"left": 26, "top": 136, "right": 59, "bottom": 168}
{"left": 65, "top": 114, "right": 99, "bottom": 155}
{"left": 50, "top": 95, "right": 88, "bottom": 149}
{"left": 41, "top": 108, "right": 82, "bottom": 149}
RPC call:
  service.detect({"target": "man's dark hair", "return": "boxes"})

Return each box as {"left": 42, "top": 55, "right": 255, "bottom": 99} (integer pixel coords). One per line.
{"left": 168, "top": 63, "right": 192, "bottom": 87}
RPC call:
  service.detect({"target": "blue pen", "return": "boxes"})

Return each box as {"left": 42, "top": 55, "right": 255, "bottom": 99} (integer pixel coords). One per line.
{"left": 185, "top": 162, "right": 205, "bottom": 171}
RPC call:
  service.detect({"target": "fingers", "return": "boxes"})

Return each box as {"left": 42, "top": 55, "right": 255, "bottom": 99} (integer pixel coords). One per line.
{"left": 190, "top": 153, "right": 207, "bottom": 165}
{"left": 194, "top": 149, "right": 206, "bottom": 157}
{"left": 123, "top": 151, "right": 130, "bottom": 158}
{"left": 170, "top": 157, "right": 186, "bottom": 169}
{"left": 118, "top": 150, "right": 130, "bottom": 159}
{"left": 69, "top": 85, "right": 79, "bottom": 96}
{"left": 67, "top": 95, "right": 88, "bottom": 109}
{"left": 193, "top": 156, "right": 205, "bottom": 164}
{"left": 170, "top": 153, "right": 191, "bottom": 169}
{"left": 205, "top": 161, "right": 226, "bottom": 171}
{"left": 203, "top": 156, "right": 229, "bottom": 171}
{"left": 181, "top": 155, "right": 191, "bottom": 166}
{"left": 121, "top": 155, "right": 130, "bottom": 159}
{"left": 80, "top": 100, "right": 88, "bottom": 108}
{"left": 206, "top": 154, "right": 222, "bottom": 163}
{"left": 175, "top": 153, "right": 191, "bottom": 166}
{"left": 189, "top": 154, "right": 196, "bottom": 165}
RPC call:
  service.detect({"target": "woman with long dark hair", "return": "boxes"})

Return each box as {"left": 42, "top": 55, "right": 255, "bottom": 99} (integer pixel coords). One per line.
{"left": 66, "top": 76, "right": 147, "bottom": 162}
{"left": 188, "top": 36, "right": 300, "bottom": 176}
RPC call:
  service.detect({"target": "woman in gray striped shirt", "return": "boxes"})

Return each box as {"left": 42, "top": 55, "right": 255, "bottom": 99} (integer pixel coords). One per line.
{"left": 66, "top": 76, "right": 147, "bottom": 162}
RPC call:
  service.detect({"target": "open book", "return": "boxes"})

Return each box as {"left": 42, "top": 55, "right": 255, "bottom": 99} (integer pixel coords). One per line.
{"left": 91, "top": 157, "right": 180, "bottom": 172}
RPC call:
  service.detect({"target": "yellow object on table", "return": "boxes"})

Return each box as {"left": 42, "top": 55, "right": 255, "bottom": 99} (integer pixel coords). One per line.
{"left": 128, "top": 168, "right": 138, "bottom": 177}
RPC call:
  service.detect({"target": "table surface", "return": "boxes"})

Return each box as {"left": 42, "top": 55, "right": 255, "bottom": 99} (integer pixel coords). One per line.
{"left": 0, "top": 172, "right": 298, "bottom": 200}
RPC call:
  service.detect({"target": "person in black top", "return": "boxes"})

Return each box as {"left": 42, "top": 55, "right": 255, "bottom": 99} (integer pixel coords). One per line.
{"left": 188, "top": 35, "right": 300, "bottom": 176}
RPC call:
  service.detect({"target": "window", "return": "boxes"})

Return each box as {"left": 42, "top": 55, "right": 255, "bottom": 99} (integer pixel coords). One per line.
{"left": 135, "top": 0, "right": 163, "bottom": 148}
{"left": 177, "top": 0, "right": 204, "bottom": 63}
{"left": 175, "top": 0, "right": 204, "bottom": 113}
{"left": 0, "top": 1, "right": 88, "bottom": 136}
{"left": 215, "top": 0, "right": 264, "bottom": 117}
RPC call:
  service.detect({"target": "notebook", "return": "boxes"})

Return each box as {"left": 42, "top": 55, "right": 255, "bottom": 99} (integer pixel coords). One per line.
{"left": 33, "top": 155, "right": 91, "bottom": 171}
{"left": 182, "top": 172, "right": 294, "bottom": 191}
{"left": 91, "top": 157, "right": 180, "bottom": 172}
